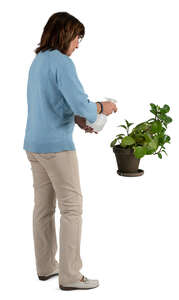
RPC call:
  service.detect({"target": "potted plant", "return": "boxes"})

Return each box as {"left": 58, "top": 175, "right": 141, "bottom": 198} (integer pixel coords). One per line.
{"left": 110, "top": 103, "right": 173, "bottom": 177}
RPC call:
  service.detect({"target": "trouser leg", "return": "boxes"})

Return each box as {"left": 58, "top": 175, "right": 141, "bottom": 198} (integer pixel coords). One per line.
{"left": 25, "top": 151, "right": 59, "bottom": 276}
{"left": 31, "top": 150, "right": 83, "bottom": 285}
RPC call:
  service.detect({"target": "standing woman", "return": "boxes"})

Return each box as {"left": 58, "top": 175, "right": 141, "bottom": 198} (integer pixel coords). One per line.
{"left": 23, "top": 12, "right": 117, "bottom": 291}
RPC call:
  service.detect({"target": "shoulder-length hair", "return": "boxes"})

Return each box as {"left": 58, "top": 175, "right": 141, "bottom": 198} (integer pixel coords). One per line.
{"left": 34, "top": 12, "right": 85, "bottom": 55}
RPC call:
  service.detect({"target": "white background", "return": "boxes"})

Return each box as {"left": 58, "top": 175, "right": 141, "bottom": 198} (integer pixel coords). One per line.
{"left": 0, "top": 0, "right": 178, "bottom": 299}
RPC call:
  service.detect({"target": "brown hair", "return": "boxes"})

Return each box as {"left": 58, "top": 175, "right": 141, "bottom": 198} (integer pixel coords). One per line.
{"left": 34, "top": 12, "right": 85, "bottom": 54}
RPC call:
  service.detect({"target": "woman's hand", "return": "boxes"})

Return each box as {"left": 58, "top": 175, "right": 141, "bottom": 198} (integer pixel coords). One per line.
{"left": 85, "top": 127, "right": 98, "bottom": 134}
{"left": 74, "top": 115, "right": 98, "bottom": 134}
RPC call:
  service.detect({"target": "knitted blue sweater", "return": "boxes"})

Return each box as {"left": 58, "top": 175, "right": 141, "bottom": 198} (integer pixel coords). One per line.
{"left": 23, "top": 49, "right": 97, "bottom": 153}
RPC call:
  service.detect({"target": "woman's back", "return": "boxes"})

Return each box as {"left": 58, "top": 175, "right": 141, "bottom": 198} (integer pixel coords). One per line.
{"left": 23, "top": 49, "right": 97, "bottom": 153}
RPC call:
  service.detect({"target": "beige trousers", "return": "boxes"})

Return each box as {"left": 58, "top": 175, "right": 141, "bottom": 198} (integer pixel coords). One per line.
{"left": 25, "top": 150, "right": 83, "bottom": 286}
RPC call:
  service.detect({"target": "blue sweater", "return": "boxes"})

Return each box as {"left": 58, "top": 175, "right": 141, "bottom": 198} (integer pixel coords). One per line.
{"left": 23, "top": 49, "right": 98, "bottom": 153}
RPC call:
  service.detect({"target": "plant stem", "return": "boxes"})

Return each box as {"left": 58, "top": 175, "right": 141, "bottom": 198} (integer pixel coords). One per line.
{"left": 153, "top": 145, "right": 162, "bottom": 155}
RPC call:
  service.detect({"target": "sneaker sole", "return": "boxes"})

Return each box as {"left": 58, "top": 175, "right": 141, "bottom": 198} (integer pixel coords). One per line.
{"left": 59, "top": 284, "right": 99, "bottom": 290}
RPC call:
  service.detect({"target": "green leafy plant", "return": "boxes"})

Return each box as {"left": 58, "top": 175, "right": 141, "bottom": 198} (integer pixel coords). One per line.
{"left": 110, "top": 103, "right": 173, "bottom": 159}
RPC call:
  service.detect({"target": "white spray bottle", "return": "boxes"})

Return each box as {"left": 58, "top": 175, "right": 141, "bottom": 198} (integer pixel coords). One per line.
{"left": 86, "top": 97, "right": 118, "bottom": 132}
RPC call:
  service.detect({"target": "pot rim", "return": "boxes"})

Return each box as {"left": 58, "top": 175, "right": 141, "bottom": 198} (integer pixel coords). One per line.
{"left": 113, "top": 144, "right": 134, "bottom": 154}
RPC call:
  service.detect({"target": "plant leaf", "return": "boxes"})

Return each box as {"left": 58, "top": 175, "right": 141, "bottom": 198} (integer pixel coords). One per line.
{"left": 133, "top": 146, "right": 146, "bottom": 159}
{"left": 110, "top": 138, "right": 118, "bottom": 147}
{"left": 120, "top": 136, "right": 135, "bottom": 147}
{"left": 117, "top": 125, "right": 127, "bottom": 130}
{"left": 158, "top": 152, "right": 162, "bottom": 159}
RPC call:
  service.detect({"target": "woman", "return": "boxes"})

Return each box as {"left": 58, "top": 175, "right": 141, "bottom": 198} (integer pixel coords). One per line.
{"left": 23, "top": 11, "right": 117, "bottom": 291}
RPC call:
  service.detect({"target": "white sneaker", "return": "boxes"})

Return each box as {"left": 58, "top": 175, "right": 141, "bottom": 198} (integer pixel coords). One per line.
{"left": 59, "top": 275, "right": 99, "bottom": 290}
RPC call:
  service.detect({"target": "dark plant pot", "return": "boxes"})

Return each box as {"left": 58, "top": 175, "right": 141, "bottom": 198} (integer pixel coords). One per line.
{"left": 113, "top": 145, "right": 144, "bottom": 177}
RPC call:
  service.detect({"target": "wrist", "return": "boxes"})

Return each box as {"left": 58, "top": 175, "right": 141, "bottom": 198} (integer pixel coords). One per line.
{"left": 96, "top": 102, "right": 103, "bottom": 114}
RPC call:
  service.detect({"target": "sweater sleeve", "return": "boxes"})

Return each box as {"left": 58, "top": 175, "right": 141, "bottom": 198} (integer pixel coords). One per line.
{"left": 56, "top": 57, "right": 98, "bottom": 124}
